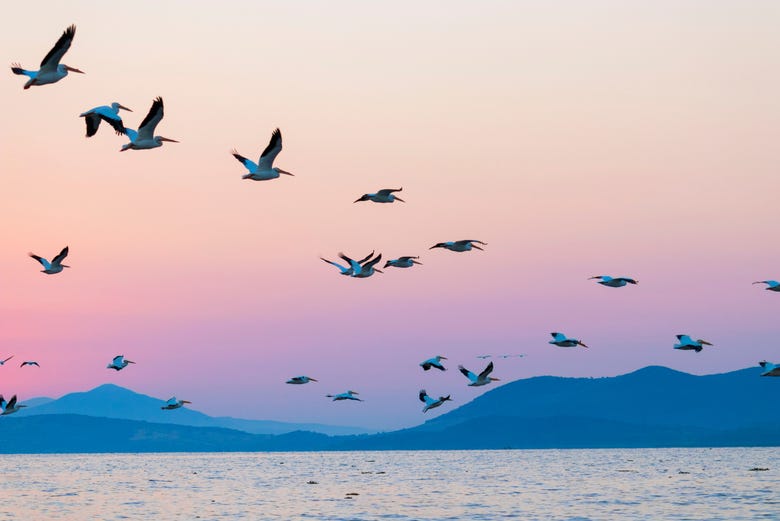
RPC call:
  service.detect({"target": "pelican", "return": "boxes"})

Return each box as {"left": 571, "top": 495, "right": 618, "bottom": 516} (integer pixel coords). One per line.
{"left": 419, "top": 390, "right": 452, "bottom": 413}
{"left": 161, "top": 397, "right": 191, "bottom": 410}
{"left": 286, "top": 376, "right": 318, "bottom": 384}
{"left": 0, "top": 395, "right": 26, "bottom": 416}
{"left": 476, "top": 355, "right": 492, "bottom": 359}
{"left": 232, "top": 128, "right": 293, "bottom": 181}
{"left": 589, "top": 276, "right": 638, "bottom": 288}
{"left": 458, "top": 361, "right": 499, "bottom": 387}
{"left": 326, "top": 390, "right": 362, "bottom": 401}
{"left": 79, "top": 103, "right": 132, "bottom": 137}
{"left": 11, "top": 25, "right": 83, "bottom": 89}
{"left": 20, "top": 361, "right": 40, "bottom": 367}
{"left": 0, "top": 356, "right": 13, "bottom": 366}
{"left": 29, "top": 246, "right": 69, "bottom": 274}
{"left": 337, "top": 252, "right": 383, "bottom": 278}
{"left": 430, "top": 240, "right": 487, "bottom": 252}
{"left": 107, "top": 355, "right": 135, "bottom": 371}
{"left": 753, "top": 280, "right": 780, "bottom": 292}
{"left": 549, "top": 332, "right": 589, "bottom": 348}
{"left": 321, "top": 251, "right": 374, "bottom": 276}
{"left": 420, "top": 355, "right": 447, "bottom": 371}
{"left": 759, "top": 361, "right": 780, "bottom": 376}
{"left": 674, "top": 334, "right": 713, "bottom": 353}
{"left": 384, "top": 256, "right": 422, "bottom": 269}
{"left": 120, "top": 97, "right": 178, "bottom": 151}
{"left": 354, "top": 188, "right": 404, "bottom": 203}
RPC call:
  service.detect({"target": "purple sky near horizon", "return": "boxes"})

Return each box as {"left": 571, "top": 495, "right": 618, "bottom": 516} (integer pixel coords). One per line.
{"left": 1, "top": 1, "right": 780, "bottom": 430}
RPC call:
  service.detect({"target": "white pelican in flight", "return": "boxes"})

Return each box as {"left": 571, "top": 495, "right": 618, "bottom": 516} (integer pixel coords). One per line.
{"left": 354, "top": 188, "right": 405, "bottom": 203}
{"left": 0, "top": 356, "right": 13, "bottom": 366}
{"left": 759, "top": 361, "right": 780, "bottom": 376}
{"left": 337, "top": 252, "right": 383, "bottom": 278}
{"left": 419, "top": 390, "right": 452, "bottom": 413}
{"left": 121, "top": 97, "right": 178, "bottom": 151}
{"left": 79, "top": 103, "right": 132, "bottom": 137}
{"left": 286, "top": 376, "right": 318, "bottom": 384}
{"left": 29, "top": 246, "right": 69, "bottom": 274}
{"left": 321, "top": 251, "right": 374, "bottom": 276}
{"left": 753, "top": 280, "right": 780, "bottom": 292}
{"left": 430, "top": 240, "right": 487, "bottom": 252}
{"left": 232, "top": 128, "right": 294, "bottom": 181}
{"left": 11, "top": 25, "right": 83, "bottom": 89}
{"left": 589, "top": 276, "right": 638, "bottom": 288}
{"left": 0, "top": 395, "right": 26, "bottom": 415}
{"left": 384, "top": 256, "right": 422, "bottom": 269}
{"left": 673, "top": 335, "right": 712, "bottom": 353}
{"left": 549, "top": 332, "right": 588, "bottom": 348}
{"left": 420, "top": 356, "right": 447, "bottom": 371}
{"left": 107, "top": 355, "right": 135, "bottom": 371}
{"left": 326, "top": 390, "right": 362, "bottom": 401}
{"left": 20, "top": 361, "right": 40, "bottom": 367}
{"left": 458, "top": 361, "right": 499, "bottom": 387}
{"left": 161, "top": 397, "right": 191, "bottom": 410}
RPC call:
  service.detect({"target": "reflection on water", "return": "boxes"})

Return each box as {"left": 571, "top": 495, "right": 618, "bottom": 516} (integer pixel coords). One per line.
{"left": 1, "top": 448, "right": 778, "bottom": 520}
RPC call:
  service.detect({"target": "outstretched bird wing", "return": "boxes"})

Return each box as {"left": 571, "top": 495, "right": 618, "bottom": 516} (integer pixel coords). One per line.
{"left": 232, "top": 150, "right": 258, "bottom": 173}
{"left": 458, "top": 365, "right": 476, "bottom": 381}
{"left": 257, "top": 128, "right": 282, "bottom": 170}
{"left": 478, "top": 361, "right": 494, "bottom": 379}
{"left": 137, "top": 97, "right": 164, "bottom": 141}
{"left": 40, "top": 25, "right": 76, "bottom": 73}
{"left": 51, "top": 246, "right": 69, "bottom": 266}
{"left": 29, "top": 254, "right": 51, "bottom": 270}
{"left": 377, "top": 188, "right": 402, "bottom": 196}
{"left": 6, "top": 395, "right": 17, "bottom": 410}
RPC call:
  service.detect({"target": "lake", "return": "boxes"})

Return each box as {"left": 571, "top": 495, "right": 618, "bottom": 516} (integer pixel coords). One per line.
{"left": 1, "top": 448, "right": 778, "bottom": 520}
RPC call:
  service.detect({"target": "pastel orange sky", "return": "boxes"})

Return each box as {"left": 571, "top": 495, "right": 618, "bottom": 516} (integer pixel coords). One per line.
{"left": 2, "top": 1, "right": 779, "bottom": 429}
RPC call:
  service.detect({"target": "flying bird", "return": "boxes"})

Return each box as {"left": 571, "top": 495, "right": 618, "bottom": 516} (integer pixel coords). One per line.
{"left": 354, "top": 188, "right": 405, "bottom": 203}
{"left": 326, "top": 390, "right": 362, "bottom": 401}
{"left": 232, "top": 128, "right": 293, "bottom": 181}
{"left": 673, "top": 335, "right": 713, "bottom": 353}
{"left": 336, "top": 252, "right": 383, "bottom": 278}
{"left": 419, "top": 390, "right": 452, "bottom": 413}
{"left": 753, "top": 280, "right": 780, "bottom": 292}
{"left": 79, "top": 103, "right": 132, "bottom": 137}
{"left": 549, "top": 332, "right": 589, "bottom": 348}
{"left": 161, "top": 397, "right": 191, "bottom": 410}
{"left": 0, "top": 395, "right": 26, "bottom": 416}
{"left": 759, "top": 361, "right": 780, "bottom": 377}
{"left": 588, "top": 276, "right": 638, "bottom": 288}
{"left": 420, "top": 355, "right": 447, "bottom": 371}
{"left": 121, "top": 97, "right": 178, "bottom": 151}
{"left": 29, "top": 246, "right": 70, "bottom": 274}
{"left": 458, "top": 361, "right": 499, "bottom": 387}
{"left": 321, "top": 251, "right": 375, "bottom": 276}
{"left": 286, "top": 376, "right": 318, "bottom": 384}
{"left": 0, "top": 356, "right": 14, "bottom": 366}
{"left": 476, "top": 355, "right": 492, "bottom": 359}
{"left": 11, "top": 25, "right": 83, "bottom": 89}
{"left": 20, "top": 361, "right": 40, "bottom": 367}
{"left": 430, "top": 240, "right": 487, "bottom": 252}
{"left": 107, "top": 355, "right": 135, "bottom": 371}
{"left": 384, "top": 256, "right": 422, "bottom": 269}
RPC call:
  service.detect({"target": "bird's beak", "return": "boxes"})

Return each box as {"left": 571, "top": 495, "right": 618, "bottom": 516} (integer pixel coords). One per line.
{"left": 491, "top": 378, "right": 500, "bottom": 381}
{"left": 472, "top": 245, "right": 484, "bottom": 250}
{"left": 182, "top": 400, "right": 192, "bottom": 404}
{"left": 277, "top": 169, "right": 294, "bottom": 176}
{"left": 412, "top": 260, "right": 423, "bottom": 265}
{"left": 118, "top": 104, "right": 132, "bottom": 112}
{"left": 440, "top": 356, "right": 448, "bottom": 360}
{"left": 579, "top": 342, "right": 589, "bottom": 348}
{"left": 159, "top": 137, "right": 179, "bottom": 143}
{"left": 700, "top": 340, "right": 713, "bottom": 346}
{"left": 588, "top": 276, "right": 600, "bottom": 280}
{"left": 309, "top": 378, "right": 318, "bottom": 382}
{"left": 128, "top": 360, "right": 136, "bottom": 364}
{"left": 395, "top": 197, "right": 406, "bottom": 202}
{"left": 65, "top": 66, "right": 84, "bottom": 73}
{"left": 63, "top": 265, "right": 71, "bottom": 268}
{"left": 429, "top": 245, "right": 438, "bottom": 250}
{"left": 753, "top": 281, "right": 762, "bottom": 285}
{"left": 375, "top": 268, "right": 384, "bottom": 273}
{"left": 353, "top": 198, "right": 363, "bottom": 203}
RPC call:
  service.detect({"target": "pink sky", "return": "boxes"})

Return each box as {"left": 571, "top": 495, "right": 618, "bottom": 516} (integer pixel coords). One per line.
{"left": 1, "top": 1, "right": 779, "bottom": 430}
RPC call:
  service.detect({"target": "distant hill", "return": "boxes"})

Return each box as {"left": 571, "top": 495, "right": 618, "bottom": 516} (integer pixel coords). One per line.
{"left": 18, "top": 384, "right": 372, "bottom": 436}
{"left": 2, "top": 367, "right": 778, "bottom": 453}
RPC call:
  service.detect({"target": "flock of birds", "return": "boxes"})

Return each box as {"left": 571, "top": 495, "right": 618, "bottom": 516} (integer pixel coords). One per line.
{"left": 2, "top": 25, "right": 778, "bottom": 420}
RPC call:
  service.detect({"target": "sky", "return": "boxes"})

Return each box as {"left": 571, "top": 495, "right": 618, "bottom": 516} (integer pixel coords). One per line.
{"left": 1, "top": 1, "right": 779, "bottom": 430}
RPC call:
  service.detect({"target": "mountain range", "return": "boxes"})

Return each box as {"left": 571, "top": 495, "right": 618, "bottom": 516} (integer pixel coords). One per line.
{"left": 1, "top": 366, "right": 778, "bottom": 453}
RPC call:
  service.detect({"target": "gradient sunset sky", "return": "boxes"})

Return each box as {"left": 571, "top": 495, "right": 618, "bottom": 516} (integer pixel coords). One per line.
{"left": 2, "top": 1, "right": 779, "bottom": 430}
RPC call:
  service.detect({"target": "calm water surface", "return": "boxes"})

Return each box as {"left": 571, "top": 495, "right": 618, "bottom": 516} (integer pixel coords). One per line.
{"left": 1, "top": 448, "right": 778, "bottom": 520}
